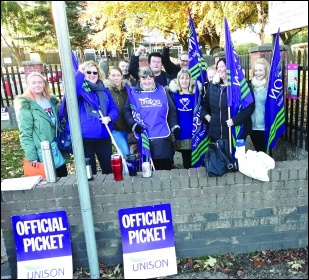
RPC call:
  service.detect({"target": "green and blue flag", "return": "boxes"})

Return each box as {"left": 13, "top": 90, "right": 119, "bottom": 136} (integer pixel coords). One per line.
{"left": 224, "top": 18, "right": 254, "bottom": 159}
{"left": 188, "top": 10, "right": 209, "bottom": 167}
{"left": 265, "top": 28, "right": 286, "bottom": 154}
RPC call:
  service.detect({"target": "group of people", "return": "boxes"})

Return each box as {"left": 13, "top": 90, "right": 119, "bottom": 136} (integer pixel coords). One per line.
{"left": 14, "top": 42, "right": 272, "bottom": 178}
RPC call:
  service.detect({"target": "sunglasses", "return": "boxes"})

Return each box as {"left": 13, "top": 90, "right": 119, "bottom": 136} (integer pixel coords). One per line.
{"left": 86, "top": 71, "right": 98, "bottom": 75}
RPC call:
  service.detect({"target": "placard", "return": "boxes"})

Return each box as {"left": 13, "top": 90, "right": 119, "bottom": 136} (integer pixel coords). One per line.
{"left": 11, "top": 210, "right": 73, "bottom": 279}
{"left": 118, "top": 203, "right": 177, "bottom": 279}
{"left": 287, "top": 63, "right": 298, "bottom": 100}
{"left": 1, "top": 107, "right": 10, "bottom": 121}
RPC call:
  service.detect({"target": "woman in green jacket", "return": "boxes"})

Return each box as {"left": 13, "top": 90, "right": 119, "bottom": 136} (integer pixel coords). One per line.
{"left": 14, "top": 72, "right": 67, "bottom": 177}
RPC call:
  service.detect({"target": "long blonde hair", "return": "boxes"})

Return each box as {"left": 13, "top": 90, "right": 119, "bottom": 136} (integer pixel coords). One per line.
{"left": 251, "top": 58, "right": 270, "bottom": 84}
{"left": 176, "top": 69, "right": 195, "bottom": 94}
{"left": 25, "top": 72, "right": 51, "bottom": 99}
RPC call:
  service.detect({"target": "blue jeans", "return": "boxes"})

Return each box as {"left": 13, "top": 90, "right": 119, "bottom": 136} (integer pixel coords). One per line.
{"left": 112, "top": 130, "right": 130, "bottom": 158}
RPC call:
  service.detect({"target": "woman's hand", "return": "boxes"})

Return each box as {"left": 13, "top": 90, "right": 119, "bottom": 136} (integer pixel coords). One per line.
{"left": 78, "top": 64, "right": 86, "bottom": 74}
{"left": 100, "top": 116, "right": 111, "bottom": 125}
{"left": 226, "top": 118, "right": 234, "bottom": 127}
{"left": 31, "top": 160, "right": 38, "bottom": 167}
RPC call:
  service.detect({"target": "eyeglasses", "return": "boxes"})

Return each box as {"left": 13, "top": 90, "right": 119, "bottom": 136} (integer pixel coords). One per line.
{"left": 86, "top": 71, "right": 98, "bottom": 75}
{"left": 181, "top": 60, "right": 189, "bottom": 63}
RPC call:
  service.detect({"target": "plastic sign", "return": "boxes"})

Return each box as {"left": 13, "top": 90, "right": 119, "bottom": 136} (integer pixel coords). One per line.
{"left": 118, "top": 203, "right": 177, "bottom": 279}
{"left": 287, "top": 64, "right": 298, "bottom": 100}
{"left": 11, "top": 210, "right": 72, "bottom": 279}
{"left": 1, "top": 107, "right": 10, "bottom": 121}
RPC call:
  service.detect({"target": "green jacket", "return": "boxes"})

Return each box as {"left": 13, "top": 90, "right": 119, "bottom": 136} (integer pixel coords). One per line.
{"left": 14, "top": 93, "right": 60, "bottom": 162}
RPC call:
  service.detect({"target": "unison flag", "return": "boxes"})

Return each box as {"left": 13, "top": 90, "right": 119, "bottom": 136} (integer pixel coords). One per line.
{"left": 224, "top": 18, "right": 254, "bottom": 157}
{"left": 188, "top": 10, "right": 207, "bottom": 84}
{"left": 191, "top": 80, "right": 210, "bottom": 167}
{"left": 265, "top": 28, "right": 286, "bottom": 154}
{"left": 188, "top": 10, "right": 209, "bottom": 167}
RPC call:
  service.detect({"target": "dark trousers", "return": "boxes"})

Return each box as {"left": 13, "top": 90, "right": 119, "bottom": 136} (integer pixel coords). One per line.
{"left": 181, "top": 150, "right": 192, "bottom": 169}
{"left": 56, "top": 164, "right": 68, "bottom": 177}
{"left": 250, "top": 130, "right": 267, "bottom": 153}
{"left": 153, "top": 158, "right": 172, "bottom": 170}
{"left": 83, "top": 137, "right": 112, "bottom": 175}
{"left": 250, "top": 130, "right": 272, "bottom": 157}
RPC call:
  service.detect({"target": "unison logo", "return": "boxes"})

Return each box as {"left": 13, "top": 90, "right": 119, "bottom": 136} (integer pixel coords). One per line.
{"left": 132, "top": 259, "right": 169, "bottom": 271}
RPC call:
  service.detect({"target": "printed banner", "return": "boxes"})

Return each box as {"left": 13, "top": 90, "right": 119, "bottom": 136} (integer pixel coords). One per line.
{"left": 118, "top": 204, "right": 177, "bottom": 279}
{"left": 11, "top": 210, "right": 72, "bottom": 279}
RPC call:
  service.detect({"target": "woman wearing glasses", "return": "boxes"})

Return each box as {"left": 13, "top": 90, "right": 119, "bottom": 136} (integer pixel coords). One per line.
{"left": 123, "top": 67, "right": 180, "bottom": 170}
{"left": 76, "top": 61, "right": 119, "bottom": 175}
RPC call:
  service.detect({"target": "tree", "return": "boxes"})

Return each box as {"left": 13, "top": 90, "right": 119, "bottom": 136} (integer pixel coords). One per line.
{"left": 1, "top": 1, "right": 27, "bottom": 66}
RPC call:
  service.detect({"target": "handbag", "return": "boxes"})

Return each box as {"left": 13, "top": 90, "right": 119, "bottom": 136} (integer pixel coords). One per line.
{"left": 37, "top": 141, "right": 66, "bottom": 169}
{"left": 56, "top": 97, "right": 73, "bottom": 154}
{"left": 56, "top": 120, "right": 73, "bottom": 154}
{"left": 205, "top": 139, "right": 236, "bottom": 177}
{"left": 23, "top": 158, "right": 46, "bottom": 178}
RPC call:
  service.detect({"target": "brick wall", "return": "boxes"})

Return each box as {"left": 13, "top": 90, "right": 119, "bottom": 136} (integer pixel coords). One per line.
{"left": 1, "top": 160, "right": 308, "bottom": 277}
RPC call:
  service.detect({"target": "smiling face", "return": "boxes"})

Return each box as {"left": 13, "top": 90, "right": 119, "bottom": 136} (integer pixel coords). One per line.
{"left": 178, "top": 73, "right": 190, "bottom": 91}
{"left": 85, "top": 66, "right": 99, "bottom": 84}
{"left": 254, "top": 63, "right": 266, "bottom": 81}
{"left": 109, "top": 68, "right": 122, "bottom": 88}
{"left": 27, "top": 75, "right": 46, "bottom": 96}
{"left": 217, "top": 60, "right": 227, "bottom": 82}
{"left": 179, "top": 53, "right": 189, "bottom": 70}
{"left": 118, "top": 61, "right": 129, "bottom": 75}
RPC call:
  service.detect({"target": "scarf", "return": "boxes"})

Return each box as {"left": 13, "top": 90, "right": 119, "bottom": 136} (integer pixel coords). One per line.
{"left": 83, "top": 79, "right": 107, "bottom": 117}
{"left": 251, "top": 77, "right": 267, "bottom": 89}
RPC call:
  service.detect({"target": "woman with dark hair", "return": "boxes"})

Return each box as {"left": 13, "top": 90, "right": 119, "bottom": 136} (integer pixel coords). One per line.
{"left": 123, "top": 67, "right": 179, "bottom": 170}
{"left": 201, "top": 58, "right": 255, "bottom": 149}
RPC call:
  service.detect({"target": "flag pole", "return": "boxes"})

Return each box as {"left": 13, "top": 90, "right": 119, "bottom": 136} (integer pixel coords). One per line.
{"left": 228, "top": 107, "right": 232, "bottom": 154}
{"left": 98, "top": 110, "right": 129, "bottom": 174}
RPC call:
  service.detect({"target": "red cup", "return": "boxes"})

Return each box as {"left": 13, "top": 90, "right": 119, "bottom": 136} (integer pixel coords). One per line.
{"left": 111, "top": 163, "right": 123, "bottom": 181}
{"left": 111, "top": 154, "right": 123, "bottom": 181}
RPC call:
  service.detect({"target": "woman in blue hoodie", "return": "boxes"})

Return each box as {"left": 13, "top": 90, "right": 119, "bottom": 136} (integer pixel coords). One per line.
{"left": 76, "top": 61, "right": 119, "bottom": 175}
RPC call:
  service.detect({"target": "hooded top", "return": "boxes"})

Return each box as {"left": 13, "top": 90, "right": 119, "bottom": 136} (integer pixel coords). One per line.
{"left": 14, "top": 92, "right": 60, "bottom": 162}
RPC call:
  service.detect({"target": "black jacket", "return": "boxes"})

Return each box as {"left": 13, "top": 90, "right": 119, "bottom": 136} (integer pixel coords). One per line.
{"left": 162, "top": 46, "right": 181, "bottom": 79}
{"left": 128, "top": 55, "right": 172, "bottom": 87}
{"left": 201, "top": 82, "right": 255, "bottom": 141}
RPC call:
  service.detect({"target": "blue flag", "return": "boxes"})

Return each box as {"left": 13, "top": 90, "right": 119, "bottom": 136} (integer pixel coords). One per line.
{"left": 191, "top": 80, "right": 210, "bottom": 167}
{"left": 188, "top": 10, "right": 207, "bottom": 84}
{"left": 224, "top": 18, "right": 254, "bottom": 157}
{"left": 188, "top": 10, "right": 209, "bottom": 167}
{"left": 265, "top": 28, "right": 286, "bottom": 154}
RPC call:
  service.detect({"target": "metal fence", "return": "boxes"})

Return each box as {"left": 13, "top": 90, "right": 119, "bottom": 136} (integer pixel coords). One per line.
{"left": 1, "top": 51, "right": 308, "bottom": 152}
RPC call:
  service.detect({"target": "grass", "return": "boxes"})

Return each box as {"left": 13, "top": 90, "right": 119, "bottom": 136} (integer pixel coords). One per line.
{"left": 1, "top": 129, "right": 77, "bottom": 180}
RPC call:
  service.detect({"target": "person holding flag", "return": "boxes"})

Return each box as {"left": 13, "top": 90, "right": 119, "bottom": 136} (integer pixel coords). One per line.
{"left": 201, "top": 57, "right": 255, "bottom": 157}
{"left": 123, "top": 67, "right": 179, "bottom": 171}
{"left": 75, "top": 61, "right": 119, "bottom": 175}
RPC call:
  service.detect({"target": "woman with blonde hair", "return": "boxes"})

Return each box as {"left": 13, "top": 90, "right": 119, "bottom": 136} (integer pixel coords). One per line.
{"left": 249, "top": 57, "right": 271, "bottom": 153}
{"left": 14, "top": 72, "right": 68, "bottom": 177}
{"left": 76, "top": 60, "right": 119, "bottom": 175}
{"left": 169, "top": 69, "right": 203, "bottom": 168}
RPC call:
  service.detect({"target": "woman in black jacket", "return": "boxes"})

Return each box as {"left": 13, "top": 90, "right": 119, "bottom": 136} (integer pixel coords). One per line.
{"left": 201, "top": 58, "right": 255, "bottom": 150}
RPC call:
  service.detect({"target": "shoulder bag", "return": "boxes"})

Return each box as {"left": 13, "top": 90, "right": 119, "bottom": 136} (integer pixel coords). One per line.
{"left": 205, "top": 139, "right": 237, "bottom": 177}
